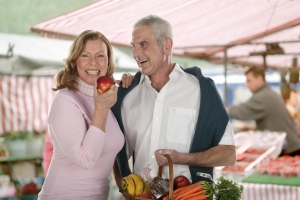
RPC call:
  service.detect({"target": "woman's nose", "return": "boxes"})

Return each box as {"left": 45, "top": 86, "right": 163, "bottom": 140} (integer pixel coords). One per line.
{"left": 90, "top": 56, "right": 97, "bottom": 65}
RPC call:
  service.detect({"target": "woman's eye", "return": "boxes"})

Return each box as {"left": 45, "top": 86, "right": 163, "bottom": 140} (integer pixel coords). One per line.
{"left": 81, "top": 54, "right": 88, "bottom": 57}
{"left": 97, "top": 54, "right": 104, "bottom": 57}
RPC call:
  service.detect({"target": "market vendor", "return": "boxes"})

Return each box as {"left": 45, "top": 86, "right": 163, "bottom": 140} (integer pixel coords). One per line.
{"left": 112, "top": 15, "right": 236, "bottom": 187}
{"left": 226, "top": 67, "right": 300, "bottom": 156}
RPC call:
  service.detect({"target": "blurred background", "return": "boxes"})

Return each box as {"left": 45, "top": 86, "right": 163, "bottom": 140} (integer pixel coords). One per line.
{"left": 1, "top": 0, "right": 300, "bottom": 199}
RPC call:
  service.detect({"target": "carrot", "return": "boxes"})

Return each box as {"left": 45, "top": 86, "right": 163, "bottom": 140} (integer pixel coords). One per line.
{"left": 183, "top": 195, "right": 207, "bottom": 200}
{"left": 173, "top": 185, "right": 203, "bottom": 200}
{"left": 173, "top": 181, "right": 202, "bottom": 196}
{"left": 180, "top": 190, "right": 206, "bottom": 200}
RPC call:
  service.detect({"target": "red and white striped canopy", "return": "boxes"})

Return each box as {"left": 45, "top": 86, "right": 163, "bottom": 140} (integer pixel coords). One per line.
{"left": 0, "top": 76, "right": 55, "bottom": 134}
{"left": 31, "top": 0, "right": 300, "bottom": 69}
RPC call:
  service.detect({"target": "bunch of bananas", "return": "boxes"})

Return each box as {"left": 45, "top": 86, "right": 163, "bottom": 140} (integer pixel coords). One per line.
{"left": 121, "top": 173, "right": 148, "bottom": 196}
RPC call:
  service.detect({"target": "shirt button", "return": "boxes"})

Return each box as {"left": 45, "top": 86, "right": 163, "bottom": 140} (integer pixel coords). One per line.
{"left": 153, "top": 137, "right": 156, "bottom": 140}
{"left": 152, "top": 156, "right": 155, "bottom": 158}
{"left": 156, "top": 118, "right": 159, "bottom": 121}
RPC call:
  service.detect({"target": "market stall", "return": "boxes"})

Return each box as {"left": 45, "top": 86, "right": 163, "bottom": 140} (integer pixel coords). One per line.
{"left": 242, "top": 175, "right": 300, "bottom": 200}
{"left": 214, "top": 130, "right": 300, "bottom": 200}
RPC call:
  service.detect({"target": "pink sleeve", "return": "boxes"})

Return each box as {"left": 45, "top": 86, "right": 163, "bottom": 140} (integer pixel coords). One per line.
{"left": 48, "top": 94, "right": 105, "bottom": 170}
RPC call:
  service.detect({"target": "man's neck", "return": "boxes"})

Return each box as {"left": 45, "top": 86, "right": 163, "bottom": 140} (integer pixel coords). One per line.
{"left": 149, "top": 63, "right": 175, "bottom": 92}
{"left": 254, "top": 82, "right": 266, "bottom": 93}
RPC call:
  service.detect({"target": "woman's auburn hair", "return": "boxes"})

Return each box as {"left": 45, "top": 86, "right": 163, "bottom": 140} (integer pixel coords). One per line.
{"left": 53, "top": 30, "right": 115, "bottom": 91}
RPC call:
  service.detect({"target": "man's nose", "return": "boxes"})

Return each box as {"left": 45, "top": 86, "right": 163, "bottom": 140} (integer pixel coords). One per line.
{"left": 132, "top": 46, "right": 141, "bottom": 58}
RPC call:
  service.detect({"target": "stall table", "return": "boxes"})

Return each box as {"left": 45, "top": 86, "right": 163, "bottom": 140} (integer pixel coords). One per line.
{"left": 241, "top": 174, "right": 300, "bottom": 200}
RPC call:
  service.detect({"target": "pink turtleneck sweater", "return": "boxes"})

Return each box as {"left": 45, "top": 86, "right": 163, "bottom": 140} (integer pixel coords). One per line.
{"left": 38, "top": 78, "right": 124, "bottom": 200}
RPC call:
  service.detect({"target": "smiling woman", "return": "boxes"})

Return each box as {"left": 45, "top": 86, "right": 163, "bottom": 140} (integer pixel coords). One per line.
{"left": 38, "top": 30, "right": 124, "bottom": 200}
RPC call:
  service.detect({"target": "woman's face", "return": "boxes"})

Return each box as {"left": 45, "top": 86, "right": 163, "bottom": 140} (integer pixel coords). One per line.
{"left": 76, "top": 39, "right": 109, "bottom": 86}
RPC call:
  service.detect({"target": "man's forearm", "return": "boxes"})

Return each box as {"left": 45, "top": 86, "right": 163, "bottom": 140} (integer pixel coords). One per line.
{"left": 176, "top": 145, "right": 236, "bottom": 167}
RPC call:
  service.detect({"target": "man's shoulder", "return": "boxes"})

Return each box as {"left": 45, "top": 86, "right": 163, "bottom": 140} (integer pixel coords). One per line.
{"left": 182, "top": 66, "right": 216, "bottom": 86}
{"left": 256, "top": 84, "right": 278, "bottom": 96}
{"left": 182, "top": 66, "right": 202, "bottom": 75}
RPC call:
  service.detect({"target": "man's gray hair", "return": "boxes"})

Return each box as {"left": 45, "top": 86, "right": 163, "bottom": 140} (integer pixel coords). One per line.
{"left": 134, "top": 15, "right": 173, "bottom": 47}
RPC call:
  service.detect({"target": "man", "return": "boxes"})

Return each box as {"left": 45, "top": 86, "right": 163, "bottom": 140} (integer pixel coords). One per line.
{"left": 227, "top": 67, "right": 300, "bottom": 155}
{"left": 112, "top": 15, "right": 236, "bottom": 185}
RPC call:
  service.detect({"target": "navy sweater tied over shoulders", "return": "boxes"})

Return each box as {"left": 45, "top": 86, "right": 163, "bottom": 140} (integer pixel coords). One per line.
{"left": 111, "top": 66, "right": 229, "bottom": 183}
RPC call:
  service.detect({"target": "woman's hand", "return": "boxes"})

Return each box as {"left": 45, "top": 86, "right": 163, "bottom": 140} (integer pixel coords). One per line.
{"left": 94, "top": 82, "right": 118, "bottom": 111}
{"left": 115, "top": 73, "right": 134, "bottom": 88}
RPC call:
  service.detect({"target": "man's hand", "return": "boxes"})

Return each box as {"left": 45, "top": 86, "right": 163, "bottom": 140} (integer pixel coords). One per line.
{"left": 154, "top": 149, "right": 179, "bottom": 166}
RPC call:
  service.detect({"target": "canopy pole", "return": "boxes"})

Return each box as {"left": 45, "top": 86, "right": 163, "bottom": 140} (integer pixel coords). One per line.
{"left": 224, "top": 48, "right": 228, "bottom": 106}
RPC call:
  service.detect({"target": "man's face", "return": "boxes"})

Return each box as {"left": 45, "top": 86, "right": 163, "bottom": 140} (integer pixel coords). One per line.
{"left": 131, "top": 26, "right": 166, "bottom": 76}
{"left": 245, "top": 72, "right": 263, "bottom": 93}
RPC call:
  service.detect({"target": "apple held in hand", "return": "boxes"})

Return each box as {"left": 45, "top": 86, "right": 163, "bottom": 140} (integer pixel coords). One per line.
{"left": 96, "top": 76, "right": 114, "bottom": 94}
{"left": 174, "top": 175, "right": 190, "bottom": 190}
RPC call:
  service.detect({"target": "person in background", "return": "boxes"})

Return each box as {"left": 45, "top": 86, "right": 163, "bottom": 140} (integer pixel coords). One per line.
{"left": 38, "top": 30, "right": 132, "bottom": 200}
{"left": 112, "top": 15, "right": 236, "bottom": 188}
{"left": 282, "top": 88, "right": 300, "bottom": 136}
{"left": 227, "top": 67, "right": 300, "bottom": 156}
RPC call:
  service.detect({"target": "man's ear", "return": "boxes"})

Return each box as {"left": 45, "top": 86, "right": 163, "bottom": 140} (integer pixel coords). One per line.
{"left": 163, "top": 38, "right": 173, "bottom": 54}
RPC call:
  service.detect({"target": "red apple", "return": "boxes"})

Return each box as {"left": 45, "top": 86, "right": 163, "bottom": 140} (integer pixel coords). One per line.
{"left": 96, "top": 76, "right": 114, "bottom": 94}
{"left": 137, "top": 193, "right": 152, "bottom": 199}
{"left": 174, "top": 175, "right": 190, "bottom": 190}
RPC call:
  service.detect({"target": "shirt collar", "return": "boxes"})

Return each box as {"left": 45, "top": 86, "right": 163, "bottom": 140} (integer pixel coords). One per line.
{"left": 77, "top": 77, "right": 94, "bottom": 97}
{"left": 138, "top": 63, "right": 187, "bottom": 84}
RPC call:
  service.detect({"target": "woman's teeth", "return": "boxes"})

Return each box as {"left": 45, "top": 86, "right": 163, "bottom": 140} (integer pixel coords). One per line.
{"left": 86, "top": 70, "right": 100, "bottom": 75}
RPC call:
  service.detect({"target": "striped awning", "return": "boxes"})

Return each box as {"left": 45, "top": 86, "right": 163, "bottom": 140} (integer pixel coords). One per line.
{"left": 31, "top": 0, "right": 300, "bottom": 69}
{"left": 0, "top": 75, "right": 54, "bottom": 134}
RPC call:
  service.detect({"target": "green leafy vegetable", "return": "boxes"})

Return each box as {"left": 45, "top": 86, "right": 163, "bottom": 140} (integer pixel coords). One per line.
{"left": 201, "top": 176, "right": 244, "bottom": 200}
{"left": 214, "top": 176, "right": 243, "bottom": 200}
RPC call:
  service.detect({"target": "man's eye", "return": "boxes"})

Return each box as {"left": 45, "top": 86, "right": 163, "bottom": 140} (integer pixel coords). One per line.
{"left": 140, "top": 43, "right": 147, "bottom": 48}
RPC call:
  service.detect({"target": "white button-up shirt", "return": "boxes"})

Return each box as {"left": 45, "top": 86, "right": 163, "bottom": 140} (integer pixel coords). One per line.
{"left": 121, "top": 64, "right": 234, "bottom": 182}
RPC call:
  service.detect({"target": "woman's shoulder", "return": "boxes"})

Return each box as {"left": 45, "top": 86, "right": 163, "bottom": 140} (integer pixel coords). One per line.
{"left": 52, "top": 88, "right": 81, "bottom": 104}
{"left": 54, "top": 88, "right": 77, "bottom": 98}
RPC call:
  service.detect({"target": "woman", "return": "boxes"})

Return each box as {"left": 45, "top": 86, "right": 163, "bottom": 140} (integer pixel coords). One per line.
{"left": 38, "top": 30, "right": 132, "bottom": 200}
